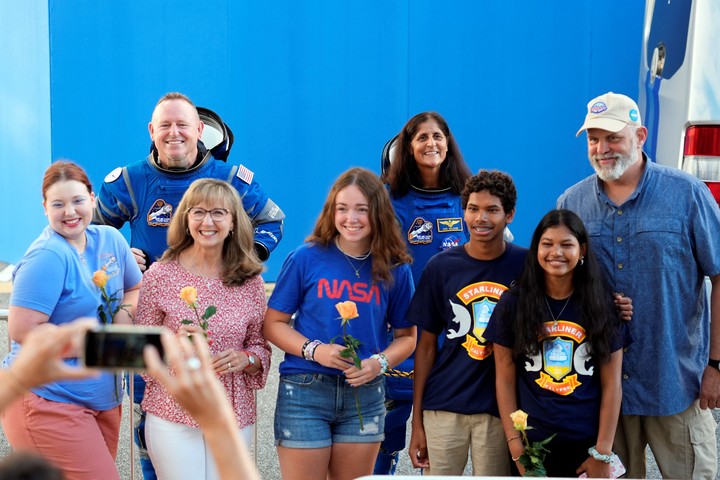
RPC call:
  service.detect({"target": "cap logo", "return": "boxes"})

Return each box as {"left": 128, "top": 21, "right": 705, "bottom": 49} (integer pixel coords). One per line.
{"left": 629, "top": 109, "right": 639, "bottom": 122}
{"left": 590, "top": 102, "right": 608, "bottom": 114}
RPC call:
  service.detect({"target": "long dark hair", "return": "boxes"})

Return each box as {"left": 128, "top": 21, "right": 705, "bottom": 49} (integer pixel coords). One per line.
{"left": 383, "top": 112, "right": 471, "bottom": 196}
{"left": 510, "top": 209, "right": 617, "bottom": 362}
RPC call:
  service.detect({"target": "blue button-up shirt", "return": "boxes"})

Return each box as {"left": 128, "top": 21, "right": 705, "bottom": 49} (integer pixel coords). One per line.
{"left": 558, "top": 156, "right": 720, "bottom": 416}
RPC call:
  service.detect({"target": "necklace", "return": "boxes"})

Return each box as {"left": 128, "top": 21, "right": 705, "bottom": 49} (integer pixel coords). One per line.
{"left": 544, "top": 292, "right": 573, "bottom": 327}
{"left": 72, "top": 235, "right": 88, "bottom": 264}
{"left": 335, "top": 237, "right": 370, "bottom": 278}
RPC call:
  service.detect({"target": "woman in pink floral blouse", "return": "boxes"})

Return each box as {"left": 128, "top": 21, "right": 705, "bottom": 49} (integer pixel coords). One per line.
{"left": 136, "top": 178, "right": 270, "bottom": 480}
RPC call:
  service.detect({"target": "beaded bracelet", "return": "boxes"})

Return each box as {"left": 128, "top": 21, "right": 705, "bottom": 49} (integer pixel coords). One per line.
{"left": 303, "top": 340, "right": 323, "bottom": 362}
{"left": 301, "top": 339, "right": 316, "bottom": 361}
{"left": 506, "top": 434, "right": 521, "bottom": 444}
{"left": 300, "top": 339, "right": 311, "bottom": 358}
{"left": 587, "top": 446, "right": 612, "bottom": 464}
{"left": 371, "top": 353, "right": 389, "bottom": 375}
{"left": 308, "top": 341, "right": 323, "bottom": 361}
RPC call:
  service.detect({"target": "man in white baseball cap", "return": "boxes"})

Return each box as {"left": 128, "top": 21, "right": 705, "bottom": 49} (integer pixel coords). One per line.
{"left": 558, "top": 92, "right": 720, "bottom": 479}
{"left": 575, "top": 92, "right": 642, "bottom": 136}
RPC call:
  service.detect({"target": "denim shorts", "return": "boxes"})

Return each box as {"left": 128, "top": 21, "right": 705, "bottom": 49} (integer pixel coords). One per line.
{"left": 274, "top": 373, "right": 386, "bottom": 448}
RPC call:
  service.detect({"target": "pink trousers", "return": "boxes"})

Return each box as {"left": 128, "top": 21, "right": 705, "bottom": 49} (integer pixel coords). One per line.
{"left": 0, "top": 392, "right": 121, "bottom": 480}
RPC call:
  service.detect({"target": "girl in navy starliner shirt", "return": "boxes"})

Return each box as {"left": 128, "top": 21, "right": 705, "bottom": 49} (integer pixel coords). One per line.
{"left": 485, "top": 209, "right": 631, "bottom": 478}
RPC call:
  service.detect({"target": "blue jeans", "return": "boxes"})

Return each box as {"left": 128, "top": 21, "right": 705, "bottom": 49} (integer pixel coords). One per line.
{"left": 274, "top": 373, "right": 386, "bottom": 448}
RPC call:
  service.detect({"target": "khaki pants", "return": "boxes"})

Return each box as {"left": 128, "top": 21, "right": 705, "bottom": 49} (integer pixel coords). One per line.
{"left": 423, "top": 410, "right": 510, "bottom": 476}
{"left": 614, "top": 400, "right": 717, "bottom": 480}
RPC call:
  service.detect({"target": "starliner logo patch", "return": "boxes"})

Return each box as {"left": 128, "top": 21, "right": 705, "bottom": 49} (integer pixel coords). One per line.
{"left": 147, "top": 199, "right": 173, "bottom": 227}
{"left": 408, "top": 217, "right": 433, "bottom": 245}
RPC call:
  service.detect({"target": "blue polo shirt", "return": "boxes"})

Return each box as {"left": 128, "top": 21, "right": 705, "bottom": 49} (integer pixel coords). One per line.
{"left": 558, "top": 156, "right": 720, "bottom": 416}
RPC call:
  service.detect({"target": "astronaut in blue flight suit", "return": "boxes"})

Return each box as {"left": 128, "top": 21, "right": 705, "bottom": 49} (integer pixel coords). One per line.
{"left": 94, "top": 94, "right": 284, "bottom": 265}
{"left": 93, "top": 92, "right": 284, "bottom": 479}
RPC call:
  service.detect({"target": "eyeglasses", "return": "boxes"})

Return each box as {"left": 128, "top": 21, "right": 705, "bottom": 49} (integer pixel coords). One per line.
{"left": 187, "top": 207, "right": 230, "bottom": 222}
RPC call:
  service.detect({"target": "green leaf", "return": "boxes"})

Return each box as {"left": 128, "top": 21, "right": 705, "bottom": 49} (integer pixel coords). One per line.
{"left": 353, "top": 356, "right": 362, "bottom": 369}
{"left": 98, "top": 310, "right": 108, "bottom": 324}
{"left": 180, "top": 319, "right": 193, "bottom": 325}
{"left": 535, "top": 433, "right": 557, "bottom": 446}
{"left": 202, "top": 305, "right": 216, "bottom": 320}
{"left": 345, "top": 335, "right": 362, "bottom": 350}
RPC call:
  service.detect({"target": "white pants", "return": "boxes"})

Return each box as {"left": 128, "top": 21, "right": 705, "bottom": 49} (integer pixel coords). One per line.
{"left": 146, "top": 413, "right": 255, "bottom": 480}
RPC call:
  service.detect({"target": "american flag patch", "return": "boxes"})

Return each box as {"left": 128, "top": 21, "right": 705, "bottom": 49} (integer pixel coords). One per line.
{"left": 235, "top": 164, "right": 254, "bottom": 184}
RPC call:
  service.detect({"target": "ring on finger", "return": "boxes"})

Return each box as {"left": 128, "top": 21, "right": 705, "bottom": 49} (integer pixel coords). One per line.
{"left": 186, "top": 357, "right": 201, "bottom": 371}
{"left": 227, "top": 362, "right": 232, "bottom": 370}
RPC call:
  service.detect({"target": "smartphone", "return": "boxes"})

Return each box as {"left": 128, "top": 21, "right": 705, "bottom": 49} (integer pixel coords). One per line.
{"left": 83, "top": 325, "right": 165, "bottom": 370}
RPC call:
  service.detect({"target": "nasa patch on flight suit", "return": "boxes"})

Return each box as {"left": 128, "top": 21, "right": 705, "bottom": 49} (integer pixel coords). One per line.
{"left": 437, "top": 217, "right": 463, "bottom": 233}
{"left": 104, "top": 167, "right": 123, "bottom": 183}
{"left": 440, "top": 234, "right": 461, "bottom": 251}
{"left": 147, "top": 199, "right": 173, "bottom": 227}
{"left": 407, "top": 217, "right": 433, "bottom": 245}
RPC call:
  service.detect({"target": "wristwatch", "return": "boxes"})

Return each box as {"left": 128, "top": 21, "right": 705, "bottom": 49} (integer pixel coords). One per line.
{"left": 708, "top": 359, "right": 720, "bottom": 370}
{"left": 245, "top": 353, "right": 256, "bottom": 370}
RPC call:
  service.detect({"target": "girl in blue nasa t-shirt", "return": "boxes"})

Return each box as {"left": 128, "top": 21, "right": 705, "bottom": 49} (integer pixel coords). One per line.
{"left": 263, "top": 167, "right": 415, "bottom": 480}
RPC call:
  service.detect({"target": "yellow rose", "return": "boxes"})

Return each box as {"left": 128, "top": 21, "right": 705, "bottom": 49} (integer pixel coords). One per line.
{"left": 510, "top": 410, "right": 528, "bottom": 431}
{"left": 92, "top": 270, "right": 108, "bottom": 288}
{"left": 335, "top": 301, "right": 359, "bottom": 320}
{"left": 179, "top": 286, "right": 198, "bottom": 306}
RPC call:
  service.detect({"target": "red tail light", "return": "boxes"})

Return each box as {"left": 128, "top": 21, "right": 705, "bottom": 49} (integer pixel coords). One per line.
{"left": 683, "top": 125, "right": 720, "bottom": 205}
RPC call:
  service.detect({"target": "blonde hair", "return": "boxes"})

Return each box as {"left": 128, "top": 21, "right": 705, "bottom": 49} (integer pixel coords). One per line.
{"left": 160, "top": 179, "right": 264, "bottom": 286}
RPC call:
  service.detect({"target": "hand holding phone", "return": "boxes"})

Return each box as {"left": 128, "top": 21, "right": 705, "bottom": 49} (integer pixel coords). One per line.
{"left": 83, "top": 325, "right": 165, "bottom": 370}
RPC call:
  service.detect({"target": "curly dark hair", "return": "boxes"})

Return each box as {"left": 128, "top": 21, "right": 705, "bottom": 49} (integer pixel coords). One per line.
{"left": 383, "top": 112, "right": 471, "bottom": 196}
{"left": 507, "top": 209, "right": 619, "bottom": 362}
{"left": 461, "top": 170, "right": 517, "bottom": 214}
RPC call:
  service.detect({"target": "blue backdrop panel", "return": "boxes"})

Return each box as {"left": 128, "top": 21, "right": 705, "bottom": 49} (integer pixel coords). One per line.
{"left": 0, "top": 1, "right": 644, "bottom": 280}
{"left": 0, "top": 1, "right": 52, "bottom": 266}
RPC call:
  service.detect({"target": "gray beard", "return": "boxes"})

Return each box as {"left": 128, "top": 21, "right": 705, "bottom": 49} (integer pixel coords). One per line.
{"left": 589, "top": 140, "right": 639, "bottom": 181}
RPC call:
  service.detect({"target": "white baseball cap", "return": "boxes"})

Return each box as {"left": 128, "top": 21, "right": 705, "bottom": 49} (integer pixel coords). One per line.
{"left": 576, "top": 92, "right": 642, "bottom": 136}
